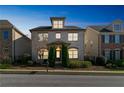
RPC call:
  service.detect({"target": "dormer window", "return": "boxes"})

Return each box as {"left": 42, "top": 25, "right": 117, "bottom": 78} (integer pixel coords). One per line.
{"left": 113, "top": 24, "right": 121, "bottom": 32}
{"left": 53, "top": 20, "right": 63, "bottom": 28}
{"left": 50, "top": 17, "right": 65, "bottom": 29}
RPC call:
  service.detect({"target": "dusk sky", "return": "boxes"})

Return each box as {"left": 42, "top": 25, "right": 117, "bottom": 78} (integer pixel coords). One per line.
{"left": 0, "top": 5, "right": 124, "bottom": 37}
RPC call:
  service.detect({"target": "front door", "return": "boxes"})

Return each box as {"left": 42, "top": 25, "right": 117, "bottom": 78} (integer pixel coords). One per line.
{"left": 56, "top": 46, "right": 61, "bottom": 61}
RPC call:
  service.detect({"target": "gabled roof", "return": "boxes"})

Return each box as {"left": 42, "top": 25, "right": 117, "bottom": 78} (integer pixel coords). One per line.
{"left": 89, "top": 25, "right": 113, "bottom": 32}
{"left": 89, "top": 19, "right": 124, "bottom": 32}
{"left": 0, "top": 20, "right": 30, "bottom": 40}
{"left": 30, "top": 26, "right": 84, "bottom": 32}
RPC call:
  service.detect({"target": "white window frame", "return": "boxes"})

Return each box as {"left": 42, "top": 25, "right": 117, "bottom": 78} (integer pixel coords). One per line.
{"left": 38, "top": 33, "right": 48, "bottom": 42}
{"left": 104, "top": 49, "right": 110, "bottom": 60}
{"left": 53, "top": 20, "right": 63, "bottom": 28}
{"left": 115, "top": 49, "right": 120, "bottom": 60}
{"left": 104, "top": 34, "right": 109, "bottom": 44}
{"left": 38, "top": 48, "right": 48, "bottom": 59}
{"left": 113, "top": 24, "right": 121, "bottom": 32}
{"left": 68, "top": 33, "right": 78, "bottom": 41}
{"left": 115, "top": 35, "right": 120, "bottom": 44}
{"left": 68, "top": 48, "right": 78, "bottom": 59}
{"left": 56, "top": 33, "right": 61, "bottom": 39}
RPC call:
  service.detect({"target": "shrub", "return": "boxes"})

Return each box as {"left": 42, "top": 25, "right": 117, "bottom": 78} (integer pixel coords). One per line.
{"left": 62, "top": 44, "right": 69, "bottom": 67}
{"left": 0, "top": 58, "right": 11, "bottom": 64}
{"left": 68, "top": 60, "right": 92, "bottom": 68}
{"left": 96, "top": 56, "right": 106, "bottom": 66}
{"left": 106, "top": 63, "right": 112, "bottom": 68}
{"left": 115, "top": 59, "right": 124, "bottom": 67}
{"left": 68, "top": 61, "right": 81, "bottom": 68}
{"left": 0, "top": 64, "right": 11, "bottom": 69}
{"left": 48, "top": 46, "right": 56, "bottom": 67}
{"left": 81, "top": 61, "right": 92, "bottom": 68}
{"left": 15, "top": 54, "right": 31, "bottom": 65}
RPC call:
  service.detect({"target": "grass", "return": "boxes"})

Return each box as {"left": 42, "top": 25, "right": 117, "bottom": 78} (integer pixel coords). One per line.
{"left": 0, "top": 64, "right": 11, "bottom": 69}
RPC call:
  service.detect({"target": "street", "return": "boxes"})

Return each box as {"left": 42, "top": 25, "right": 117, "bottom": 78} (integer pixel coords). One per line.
{"left": 0, "top": 74, "right": 124, "bottom": 87}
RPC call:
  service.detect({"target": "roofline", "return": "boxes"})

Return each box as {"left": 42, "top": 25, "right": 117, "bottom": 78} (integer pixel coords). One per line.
{"left": 50, "top": 17, "right": 66, "bottom": 20}
{"left": 3, "top": 20, "right": 30, "bottom": 40}
{"left": 30, "top": 28, "right": 85, "bottom": 32}
{"left": 13, "top": 26, "right": 31, "bottom": 40}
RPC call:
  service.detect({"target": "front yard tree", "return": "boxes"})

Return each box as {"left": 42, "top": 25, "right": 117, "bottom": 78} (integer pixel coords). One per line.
{"left": 48, "top": 46, "right": 56, "bottom": 67}
{"left": 62, "top": 44, "right": 69, "bottom": 67}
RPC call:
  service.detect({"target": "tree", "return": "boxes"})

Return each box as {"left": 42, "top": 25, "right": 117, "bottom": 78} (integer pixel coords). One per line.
{"left": 48, "top": 46, "right": 56, "bottom": 67}
{"left": 62, "top": 44, "right": 69, "bottom": 67}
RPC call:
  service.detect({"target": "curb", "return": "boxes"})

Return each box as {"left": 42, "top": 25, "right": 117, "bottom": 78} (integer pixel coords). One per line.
{"left": 0, "top": 69, "right": 124, "bottom": 76}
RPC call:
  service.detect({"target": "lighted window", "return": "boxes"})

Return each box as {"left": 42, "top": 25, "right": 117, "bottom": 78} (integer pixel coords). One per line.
{"left": 38, "top": 49, "right": 48, "bottom": 59}
{"left": 3, "top": 31, "right": 9, "bottom": 40}
{"left": 38, "top": 33, "right": 48, "bottom": 41}
{"left": 68, "top": 33, "right": 78, "bottom": 41}
{"left": 113, "top": 24, "right": 121, "bottom": 32}
{"left": 56, "top": 33, "right": 61, "bottom": 39}
{"left": 115, "top": 35, "right": 120, "bottom": 44}
{"left": 68, "top": 48, "right": 78, "bottom": 58}
{"left": 53, "top": 20, "right": 63, "bottom": 28}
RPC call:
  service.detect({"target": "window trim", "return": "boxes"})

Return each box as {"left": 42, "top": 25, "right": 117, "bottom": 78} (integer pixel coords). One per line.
{"left": 68, "top": 33, "right": 78, "bottom": 41}
{"left": 3, "top": 31, "right": 9, "bottom": 40}
{"left": 113, "top": 24, "right": 122, "bottom": 32}
{"left": 68, "top": 48, "right": 78, "bottom": 59}
{"left": 104, "top": 34, "right": 109, "bottom": 44}
{"left": 56, "top": 33, "right": 61, "bottom": 39}
{"left": 38, "top": 33, "right": 48, "bottom": 42}
{"left": 115, "top": 35, "right": 120, "bottom": 44}
{"left": 38, "top": 48, "right": 48, "bottom": 59}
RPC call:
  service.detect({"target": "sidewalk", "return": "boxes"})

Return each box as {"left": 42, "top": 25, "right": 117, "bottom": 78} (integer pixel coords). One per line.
{"left": 0, "top": 69, "right": 124, "bottom": 75}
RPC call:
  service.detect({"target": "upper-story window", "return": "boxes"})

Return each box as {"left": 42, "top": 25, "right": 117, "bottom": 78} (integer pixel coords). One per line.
{"left": 53, "top": 20, "right": 63, "bottom": 29}
{"left": 3, "top": 31, "right": 9, "bottom": 40}
{"left": 104, "top": 34, "right": 109, "bottom": 44}
{"left": 56, "top": 33, "right": 61, "bottom": 39}
{"left": 38, "top": 33, "right": 48, "bottom": 41}
{"left": 115, "top": 35, "right": 120, "bottom": 44}
{"left": 113, "top": 24, "right": 122, "bottom": 32}
{"left": 68, "top": 33, "right": 78, "bottom": 41}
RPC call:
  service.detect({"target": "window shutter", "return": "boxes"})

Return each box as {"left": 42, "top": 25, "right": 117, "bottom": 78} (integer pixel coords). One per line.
{"left": 120, "top": 35, "right": 124, "bottom": 43}
{"left": 101, "top": 35, "right": 105, "bottom": 43}
{"left": 102, "top": 50, "right": 105, "bottom": 56}
{"left": 109, "top": 35, "right": 112, "bottom": 43}
{"left": 110, "top": 50, "right": 112, "bottom": 60}
{"left": 120, "top": 50, "right": 123, "bottom": 59}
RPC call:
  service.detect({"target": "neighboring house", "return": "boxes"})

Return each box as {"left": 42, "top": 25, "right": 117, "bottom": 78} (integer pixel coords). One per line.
{"left": 0, "top": 20, "right": 31, "bottom": 62}
{"left": 85, "top": 19, "right": 124, "bottom": 60}
{"left": 30, "top": 17, "right": 85, "bottom": 63}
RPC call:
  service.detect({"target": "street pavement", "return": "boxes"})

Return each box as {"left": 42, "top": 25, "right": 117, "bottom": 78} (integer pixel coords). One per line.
{"left": 0, "top": 74, "right": 124, "bottom": 87}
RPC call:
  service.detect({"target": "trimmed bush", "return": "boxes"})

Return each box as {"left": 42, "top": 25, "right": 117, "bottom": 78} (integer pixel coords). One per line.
{"left": 62, "top": 44, "right": 69, "bottom": 67}
{"left": 68, "top": 60, "right": 92, "bottom": 68}
{"left": 81, "top": 61, "right": 92, "bottom": 68}
{"left": 68, "top": 61, "right": 81, "bottom": 68}
{"left": 48, "top": 46, "right": 56, "bottom": 67}
{"left": 96, "top": 56, "right": 106, "bottom": 66}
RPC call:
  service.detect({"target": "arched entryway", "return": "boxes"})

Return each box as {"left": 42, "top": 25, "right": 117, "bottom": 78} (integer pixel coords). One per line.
{"left": 47, "top": 40, "right": 70, "bottom": 65}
